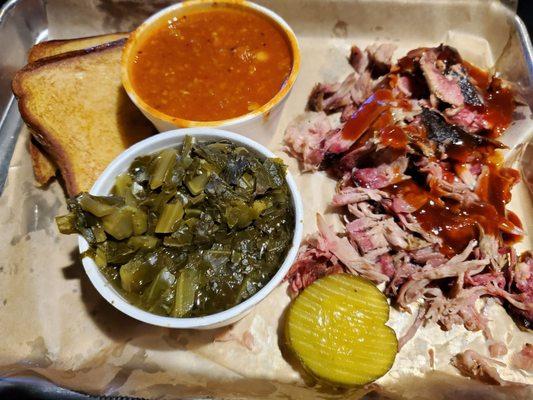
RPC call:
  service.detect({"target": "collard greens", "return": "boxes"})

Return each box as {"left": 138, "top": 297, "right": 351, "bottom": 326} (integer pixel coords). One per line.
{"left": 57, "top": 136, "right": 295, "bottom": 317}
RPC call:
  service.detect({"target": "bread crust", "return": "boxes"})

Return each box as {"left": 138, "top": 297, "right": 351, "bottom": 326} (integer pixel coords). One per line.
{"left": 28, "top": 137, "right": 57, "bottom": 186}
{"left": 28, "top": 32, "right": 129, "bottom": 63}
{"left": 12, "top": 39, "right": 128, "bottom": 195}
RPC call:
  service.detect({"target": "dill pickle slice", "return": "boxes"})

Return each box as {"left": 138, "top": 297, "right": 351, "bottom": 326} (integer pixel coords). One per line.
{"left": 285, "top": 274, "right": 398, "bottom": 387}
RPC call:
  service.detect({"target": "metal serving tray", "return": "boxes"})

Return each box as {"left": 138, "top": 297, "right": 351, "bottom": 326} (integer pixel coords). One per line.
{"left": 0, "top": 1, "right": 532, "bottom": 399}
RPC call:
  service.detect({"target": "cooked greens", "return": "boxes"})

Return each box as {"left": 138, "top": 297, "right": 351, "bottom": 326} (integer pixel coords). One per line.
{"left": 57, "top": 136, "right": 295, "bottom": 317}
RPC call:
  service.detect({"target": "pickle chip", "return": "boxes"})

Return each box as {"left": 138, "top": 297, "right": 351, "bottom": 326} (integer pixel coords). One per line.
{"left": 285, "top": 274, "right": 398, "bottom": 387}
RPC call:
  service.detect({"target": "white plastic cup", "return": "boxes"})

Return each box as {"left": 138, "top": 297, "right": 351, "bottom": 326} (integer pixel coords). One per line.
{"left": 121, "top": 0, "right": 301, "bottom": 146}
{"left": 79, "top": 128, "right": 304, "bottom": 329}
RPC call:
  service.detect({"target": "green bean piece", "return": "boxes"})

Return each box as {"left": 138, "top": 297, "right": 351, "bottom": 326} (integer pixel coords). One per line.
{"left": 94, "top": 244, "right": 107, "bottom": 268}
{"left": 78, "top": 193, "right": 116, "bottom": 217}
{"left": 102, "top": 207, "right": 133, "bottom": 240}
{"left": 155, "top": 200, "right": 184, "bottom": 233}
{"left": 174, "top": 191, "right": 190, "bottom": 207}
{"left": 252, "top": 199, "right": 269, "bottom": 216}
{"left": 129, "top": 207, "right": 148, "bottom": 235}
{"left": 184, "top": 217, "right": 199, "bottom": 228}
{"left": 162, "top": 224, "right": 193, "bottom": 247}
{"left": 181, "top": 135, "right": 194, "bottom": 158}
{"left": 224, "top": 204, "right": 257, "bottom": 229}
{"left": 234, "top": 146, "right": 249, "bottom": 155}
{"left": 150, "top": 148, "right": 177, "bottom": 190}
{"left": 185, "top": 172, "right": 210, "bottom": 195}
{"left": 207, "top": 142, "right": 230, "bottom": 152}
{"left": 235, "top": 275, "right": 252, "bottom": 303}
{"left": 171, "top": 268, "right": 199, "bottom": 317}
{"left": 92, "top": 225, "right": 107, "bottom": 243}
{"left": 114, "top": 173, "right": 133, "bottom": 197}
{"left": 104, "top": 241, "right": 137, "bottom": 264}
{"left": 189, "top": 193, "right": 206, "bottom": 205}
{"left": 238, "top": 172, "right": 255, "bottom": 191}
{"left": 120, "top": 255, "right": 156, "bottom": 293}
{"left": 224, "top": 207, "right": 239, "bottom": 229}
{"left": 144, "top": 190, "right": 176, "bottom": 215}
{"left": 118, "top": 176, "right": 138, "bottom": 206}
{"left": 184, "top": 208, "right": 202, "bottom": 217}
{"left": 142, "top": 267, "right": 176, "bottom": 309}
{"left": 128, "top": 235, "right": 159, "bottom": 250}
{"left": 55, "top": 213, "right": 77, "bottom": 234}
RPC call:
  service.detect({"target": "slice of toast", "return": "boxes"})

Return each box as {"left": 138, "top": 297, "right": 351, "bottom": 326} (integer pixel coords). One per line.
{"left": 28, "top": 32, "right": 129, "bottom": 63}
{"left": 29, "top": 138, "right": 57, "bottom": 185}
{"left": 27, "top": 32, "right": 130, "bottom": 186}
{"left": 13, "top": 39, "right": 156, "bottom": 196}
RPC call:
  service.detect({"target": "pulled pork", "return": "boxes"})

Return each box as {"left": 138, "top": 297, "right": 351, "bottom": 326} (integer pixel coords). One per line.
{"left": 286, "top": 242, "right": 344, "bottom": 293}
{"left": 285, "top": 43, "right": 531, "bottom": 349}
{"left": 284, "top": 112, "right": 332, "bottom": 171}
{"left": 451, "top": 350, "right": 519, "bottom": 386}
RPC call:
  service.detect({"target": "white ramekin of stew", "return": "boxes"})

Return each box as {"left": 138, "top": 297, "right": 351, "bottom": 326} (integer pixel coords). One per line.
{"left": 121, "top": 0, "right": 300, "bottom": 146}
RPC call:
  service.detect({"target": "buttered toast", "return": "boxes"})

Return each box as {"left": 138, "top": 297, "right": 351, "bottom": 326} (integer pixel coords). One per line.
{"left": 28, "top": 138, "right": 57, "bottom": 185}
{"left": 13, "top": 39, "right": 156, "bottom": 195}
{"left": 27, "top": 33, "right": 131, "bottom": 186}
{"left": 28, "top": 32, "right": 129, "bottom": 63}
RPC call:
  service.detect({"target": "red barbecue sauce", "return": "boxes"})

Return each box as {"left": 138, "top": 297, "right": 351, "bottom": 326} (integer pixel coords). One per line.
{"left": 505, "top": 211, "right": 524, "bottom": 244}
{"left": 416, "top": 199, "right": 502, "bottom": 257}
{"left": 341, "top": 89, "right": 393, "bottom": 141}
{"left": 485, "top": 80, "right": 515, "bottom": 138}
{"left": 385, "top": 162, "right": 521, "bottom": 257}
{"left": 463, "top": 61, "right": 491, "bottom": 91}
{"left": 443, "top": 132, "right": 495, "bottom": 164}
{"left": 380, "top": 59, "right": 518, "bottom": 256}
{"left": 354, "top": 62, "right": 518, "bottom": 257}
{"left": 462, "top": 62, "right": 514, "bottom": 138}
{"left": 380, "top": 126, "right": 408, "bottom": 149}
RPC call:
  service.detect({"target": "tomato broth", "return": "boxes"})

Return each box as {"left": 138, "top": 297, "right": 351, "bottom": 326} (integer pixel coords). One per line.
{"left": 130, "top": 6, "right": 293, "bottom": 122}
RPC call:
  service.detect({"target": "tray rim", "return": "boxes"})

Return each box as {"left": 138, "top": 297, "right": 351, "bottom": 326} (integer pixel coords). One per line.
{"left": 0, "top": 0, "right": 532, "bottom": 398}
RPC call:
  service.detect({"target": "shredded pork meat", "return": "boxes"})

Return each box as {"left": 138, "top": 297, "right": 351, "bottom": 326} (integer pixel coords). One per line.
{"left": 419, "top": 49, "right": 464, "bottom": 107}
{"left": 451, "top": 350, "right": 517, "bottom": 386}
{"left": 284, "top": 112, "right": 332, "bottom": 171}
{"left": 488, "top": 341, "right": 508, "bottom": 358}
{"left": 284, "top": 43, "right": 531, "bottom": 354}
{"left": 286, "top": 244, "right": 344, "bottom": 293}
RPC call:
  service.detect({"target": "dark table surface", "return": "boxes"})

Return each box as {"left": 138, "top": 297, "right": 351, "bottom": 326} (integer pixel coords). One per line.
{"left": 0, "top": 0, "right": 532, "bottom": 399}
{"left": 518, "top": 0, "right": 533, "bottom": 34}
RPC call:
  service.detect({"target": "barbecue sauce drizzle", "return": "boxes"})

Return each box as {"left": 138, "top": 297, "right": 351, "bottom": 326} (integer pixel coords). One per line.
{"left": 354, "top": 65, "right": 519, "bottom": 256}
{"left": 341, "top": 89, "right": 393, "bottom": 141}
